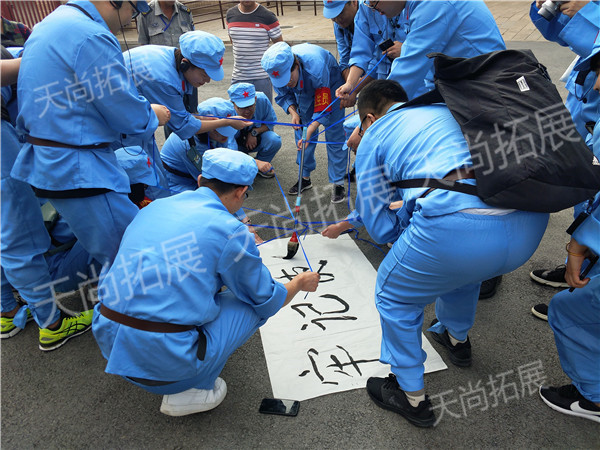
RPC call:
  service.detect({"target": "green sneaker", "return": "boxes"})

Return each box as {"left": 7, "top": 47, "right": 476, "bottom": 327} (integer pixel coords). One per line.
{"left": 1, "top": 308, "right": 33, "bottom": 339}
{"left": 38, "top": 310, "right": 93, "bottom": 352}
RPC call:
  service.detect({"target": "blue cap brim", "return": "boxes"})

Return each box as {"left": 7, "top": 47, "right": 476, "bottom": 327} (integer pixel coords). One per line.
{"left": 203, "top": 65, "right": 225, "bottom": 82}
{"left": 217, "top": 126, "right": 237, "bottom": 138}
{"left": 232, "top": 97, "right": 255, "bottom": 108}
{"left": 135, "top": 1, "right": 151, "bottom": 13}
{"left": 271, "top": 68, "right": 291, "bottom": 88}
{"left": 323, "top": 3, "right": 345, "bottom": 19}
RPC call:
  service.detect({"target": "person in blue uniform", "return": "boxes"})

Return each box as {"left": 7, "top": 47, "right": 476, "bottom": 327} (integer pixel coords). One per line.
{"left": 527, "top": 0, "right": 600, "bottom": 297}
{"left": 538, "top": 42, "right": 600, "bottom": 423}
{"left": 1, "top": 46, "right": 95, "bottom": 348}
{"left": 352, "top": 80, "right": 549, "bottom": 427}
{"left": 10, "top": 0, "right": 170, "bottom": 268}
{"left": 122, "top": 30, "right": 248, "bottom": 198}
{"left": 93, "top": 148, "right": 320, "bottom": 416}
{"left": 227, "top": 82, "right": 281, "bottom": 178}
{"left": 334, "top": 0, "right": 406, "bottom": 108}
{"left": 262, "top": 42, "right": 348, "bottom": 204}
{"left": 337, "top": 0, "right": 505, "bottom": 101}
{"left": 160, "top": 97, "right": 252, "bottom": 193}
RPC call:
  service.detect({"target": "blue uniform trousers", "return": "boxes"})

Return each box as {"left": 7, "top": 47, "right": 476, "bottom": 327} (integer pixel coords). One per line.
{"left": 376, "top": 209, "right": 548, "bottom": 392}
{"left": 50, "top": 193, "right": 138, "bottom": 268}
{"left": 239, "top": 130, "right": 281, "bottom": 163}
{"left": 1, "top": 120, "right": 61, "bottom": 327}
{"left": 295, "top": 116, "right": 347, "bottom": 184}
{"left": 97, "top": 290, "right": 267, "bottom": 395}
{"left": 549, "top": 270, "right": 600, "bottom": 402}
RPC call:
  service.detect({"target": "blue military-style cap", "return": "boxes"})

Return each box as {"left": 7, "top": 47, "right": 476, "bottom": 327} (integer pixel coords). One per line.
{"left": 261, "top": 42, "right": 294, "bottom": 88}
{"left": 227, "top": 83, "right": 256, "bottom": 109}
{"left": 134, "top": 1, "right": 151, "bottom": 13}
{"left": 197, "top": 97, "right": 238, "bottom": 138}
{"left": 322, "top": 0, "right": 348, "bottom": 19}
{"left": 202, "top": 149, "right": 258, "bottom": 188}
{"left": 574, "top": 34, "right": 600, "bottom": 72}
{"left": 179, "top": 31, "right": 225, "bottom": 81}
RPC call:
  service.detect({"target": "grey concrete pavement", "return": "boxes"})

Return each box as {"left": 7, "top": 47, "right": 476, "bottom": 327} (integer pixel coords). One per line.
{"left": 2, "top": 39, "right": 598, "bottom": 449}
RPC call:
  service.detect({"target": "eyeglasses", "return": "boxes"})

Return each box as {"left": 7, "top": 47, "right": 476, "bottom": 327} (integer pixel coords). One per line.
{"left": 129, "top": 1, "right": 142, "bottom": 19}
{"left": 366, "top": 0, "right": 380, "bottom": 10}
{"left": 245, "top": 191, "right": 249, "bottom": 199}
{"left": 358, "top": 114, "right": 368, "bottom": 137}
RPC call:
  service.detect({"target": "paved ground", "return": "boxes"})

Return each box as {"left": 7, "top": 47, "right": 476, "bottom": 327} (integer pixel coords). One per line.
{"left": 3, "top": 4, "right": 599, "bottom": 449}
{"left": 120, "top": 1, "right": 546, "bottom": 46}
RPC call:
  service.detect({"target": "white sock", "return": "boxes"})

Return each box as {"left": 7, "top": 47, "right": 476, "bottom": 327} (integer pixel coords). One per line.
{"left": 449, "top": 333, "right": 467, "bottom": 346}
{"left": 405, "top": 390, "right": 425, "bottom": 407}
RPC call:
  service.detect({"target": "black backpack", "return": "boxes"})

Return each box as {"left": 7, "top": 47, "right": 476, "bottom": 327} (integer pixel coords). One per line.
{"left": 392, "top": 49, "right": 600, "bottom": 213}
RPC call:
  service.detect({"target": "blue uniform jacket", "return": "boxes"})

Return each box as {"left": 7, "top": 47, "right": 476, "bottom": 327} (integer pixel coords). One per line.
{"left": 355, "top": 103, "right": 502, "bottom": 244}
{"left": 349, "top": 3, "right": 407, "bottom": 79}
{"left": 161, "top": 133, "right": 237, "bottom": 189}
{"left": 93, "top": 187, "right": 287, "bottom": 381}
{"left": 529, "top": 1, "right": 600, "bottom": 140}
{"left": 11, "top": 0, "right": 158, "bottom": 193}
{"left": 387, "top": 0, "right": 505, "bottom": 99}
{"left": 274, "top": 43, "right": 344, "bottom": 125}
{"left": 123, "top": 45, "right": 202, "bottom": 140}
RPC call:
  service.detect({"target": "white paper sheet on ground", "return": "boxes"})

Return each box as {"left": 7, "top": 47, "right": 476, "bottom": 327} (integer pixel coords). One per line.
{"left": 258, "top": 233, "right": 447, "bottom": 401}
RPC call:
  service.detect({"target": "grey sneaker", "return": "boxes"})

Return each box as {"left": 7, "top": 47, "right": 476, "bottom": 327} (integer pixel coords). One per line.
{"left": 331, "top": 184, "right": 345, "bottom": 204}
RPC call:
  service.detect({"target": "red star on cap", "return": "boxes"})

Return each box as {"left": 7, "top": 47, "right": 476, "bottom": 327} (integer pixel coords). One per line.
{"left": 219, "top": 57, "right": 223, "bottom": 66}
{"left": 243, "top": 91, "right": 249, "bottom": 98}
{"left": 272, "top": 70, "right": 279, "bottom": 77}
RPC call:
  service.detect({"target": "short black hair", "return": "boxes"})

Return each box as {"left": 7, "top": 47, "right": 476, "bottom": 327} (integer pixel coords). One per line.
{"left": 357, "top": 79, "right": 408, "bottom": 117}
{"left": 199, "top": 177, "right": 245, "bottom": 195}
{"left": 591, "top": 52, "right": 600, "bottom": 72}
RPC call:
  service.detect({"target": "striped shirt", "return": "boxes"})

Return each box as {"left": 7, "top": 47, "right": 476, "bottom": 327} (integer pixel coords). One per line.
{"left": 226, "top": 4, "right": 282, "bottom": 81}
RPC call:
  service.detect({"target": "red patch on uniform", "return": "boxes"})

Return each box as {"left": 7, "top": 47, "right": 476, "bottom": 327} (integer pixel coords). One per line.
{"left": 314, "top": 87, "right": 332, "bottom": 113}
{"left": 272, "top": 70, "right": 279, "bottom": 77}
{"left": 243, "top": 91, "right": 249, "bottom": 98}
{"left": 147, "top": 157, "right": 152, "bottom": 167}
{"left": 219, "top": 57, "right": 223, "bottom": 66}
{"left": 300, "top": 80, "right": 304, "bottom": 89}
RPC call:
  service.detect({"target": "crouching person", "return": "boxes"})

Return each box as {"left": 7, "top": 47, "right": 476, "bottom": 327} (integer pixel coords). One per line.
{"left": 92, "top": 149, "right": 319, "bottom": 416}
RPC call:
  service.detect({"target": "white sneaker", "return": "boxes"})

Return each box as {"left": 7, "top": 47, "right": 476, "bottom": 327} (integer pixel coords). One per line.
{"left": 160, "top": 377, "right": 227, "bottom": 416}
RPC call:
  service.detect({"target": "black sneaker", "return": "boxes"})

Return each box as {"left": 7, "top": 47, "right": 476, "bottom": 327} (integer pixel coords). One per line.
{"left": 539, "top": 384, "right": 600, "bottom": 423}
{"left": 478, "top": 275, "right": 502, "bottom": 299}
{"left": 288, "top": 178, "right": 312, "bottom": 195}
{"left": 348, "top": 167, "right": 356, "bottom": 182}
{"left": 257, "top": 170, "right": 275, "bottom": 179}
{"left": 331, "top": 184, "right": 345, "bottom": 204}
{"left": 429, "top": 319, "right": 471, "bottom": 367}
{"left": 530, "top": 264, "right": 568, "bottom": 288}
{"left": 366, "top": 374, "right": 436, "bottom": 428}
{"left": 531, "top": 303, "right": 548, "bottom": 321}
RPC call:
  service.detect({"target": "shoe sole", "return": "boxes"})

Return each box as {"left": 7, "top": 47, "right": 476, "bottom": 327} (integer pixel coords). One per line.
{"left": 1, "top": 314, "right": 34, "bottom": 339}
{"left": 38, "top": 325, "right": 92, "bottom": 352}
{"left": 539, "top": 387, "right": 600, "bottom": 423}
{"left": 0, "top": 327, "right": 23, "bottom": 339}
{"left": 258, "top": 172, "right": 275, "bottom": 179}
{"left": 331, "top": 196, "right": 346, "bottom": 204}
{"left": 367, "top": 389, "right": 435, "bottom": 428}
{"left": 429, "top": 332, "right": 471, "bottom": 367}
{"left": 531, "top": 306, "right": 548, "bottom": 321}
{"left": 529, "top": 272, "right": 569, "bottom": 288}
{"left": 288, "top": 184, "right": 312, "bottom": 195}
{"left": 160, "top": 383, "right": 227, "bottom": 416}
